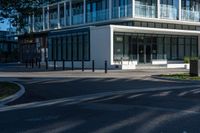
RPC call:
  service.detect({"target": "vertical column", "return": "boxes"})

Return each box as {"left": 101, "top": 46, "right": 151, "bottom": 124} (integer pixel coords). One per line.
{"left": 28, "top": 16, "right": 31, "bottom": 32}
{"left": 109, "top": 0, "right": 112, "bottom": 19}
{"left": 83, "top": 0, "right": 86, "bottom": 23}
{"left": 198, "top": 36, "right": 200, "bottom": 57}
{"left": 64, "top": 2, "right": 67, "bottom": 26}
{"left": 58, "top": 3, "right": 60, "bottom": 28}
{"left": 69, "top": 1, "right": 72, "bottom": 25}
{"left": 32, "top": 14, "right": 35, "bottom": 32}
{"left": 157, "top": 0, "right": 160, "bottom": 18}
{"left": 47, "top": 6, "right": 50, "bottom": 29}
{"left": 42, "top": 7, "right": 45, "bottom": 30}
{"left": 179, "top": 0, "right": 182, "bottom": 20}
{"left": 132, "top": 0, "right": 135, "bottom": 17}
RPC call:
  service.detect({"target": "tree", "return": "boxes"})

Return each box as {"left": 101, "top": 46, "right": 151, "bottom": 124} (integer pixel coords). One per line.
{"left": 0, "top": 0, "right": 56, "bottom": 31}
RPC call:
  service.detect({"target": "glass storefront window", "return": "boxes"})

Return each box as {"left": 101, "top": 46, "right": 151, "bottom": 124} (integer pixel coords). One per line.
{"left": 67, "top": 35, "right": 72, "bottom": 61}
{"left": 113, "top": 32, "right": 198, "bottom": 62}
{"left": 114, "top": 35, "right": 124, "bottom": 61}
{"left": 62, "top": 37, "right": 67, "bottom": 60}
{"left": 178, "top": 38, "right": 184, "bottom": 59}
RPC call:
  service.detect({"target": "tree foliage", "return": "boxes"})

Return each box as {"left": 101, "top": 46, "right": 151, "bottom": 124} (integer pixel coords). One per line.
{"left": 0, "top": 0, "right": 57, "bottom": 31}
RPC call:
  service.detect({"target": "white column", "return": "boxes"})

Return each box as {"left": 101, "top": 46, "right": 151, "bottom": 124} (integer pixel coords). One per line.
{"left": 64, "top": 2, "right": 67, "bottom": 26}
{"left": 42, "top": 7, "right": 45, "bottom": 30}
{"left": 157, "top": 0, "right": 160, "bottom": 18}
{"left": 198, "top": 35, "right": 200, "bottom": 57}
{"left": 69, "top": 1, "right": 72, "bottom": 25}
{"left": 179, "top": 0, "right": 182, "bottom": 20}
{"left": 132, "top": 0, "right": 135, "bottom": 17}
{"left": 32, "top": 14, "right": 35, "bottom": 32}
{"left": 47, "top": 6, "right": 50, "bottom": 29}
{"left": 58, "top": 3, "right": 60, "bottom": 28}
{"left": 28, "top": 16, "right": 31, "bottom": 32}
{"left": 109, "top": 0, "right": 112, "bottom": 19}
{"left": 83, "top": 0, "right": 86, "bottom": 23}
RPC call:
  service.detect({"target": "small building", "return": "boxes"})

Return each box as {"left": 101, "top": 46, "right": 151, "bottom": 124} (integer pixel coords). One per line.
{"left": 0, "top": 31, "right": 18, "bottom": 63}
{"left": 19, "top": 0, "right": 200, "bottom": 69}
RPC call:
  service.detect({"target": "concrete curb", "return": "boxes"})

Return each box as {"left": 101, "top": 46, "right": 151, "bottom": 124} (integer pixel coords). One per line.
{"left": 0, "top": 82, "right": 25, "bottom": 106}
{"left": 152, "top": 75, "right": 200, "bottom": 83}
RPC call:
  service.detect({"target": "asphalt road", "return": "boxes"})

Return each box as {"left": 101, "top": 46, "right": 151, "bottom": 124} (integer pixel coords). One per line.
{"left": 7, "top": 76, "right": 199, "bottom": 105}
{"left": 1, "top": 86, "right": 200, "bottom": 133}
{"left": 0, "top": 65, "right": 200, "bottom": 133}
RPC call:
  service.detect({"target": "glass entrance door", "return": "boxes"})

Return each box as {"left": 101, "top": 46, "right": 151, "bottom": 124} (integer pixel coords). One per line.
{"left": 146, "top": 45, "right": 151, "bottom": 63}
{"left": 139, "top": 45, "right": 144, "bottom": 63}
{"left": 138, "top": 45, "right": 151, "bottom": 64}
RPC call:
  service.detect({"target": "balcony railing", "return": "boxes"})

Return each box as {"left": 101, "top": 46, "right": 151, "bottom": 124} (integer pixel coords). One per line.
{"left": 72, "top": 14, "right": 83, "bottom": 25}
{"left": 50, "top": 18, "right": 58, "bottom": 29}
{"left": 34, "top": 22, "right": 43, "bottom": 31}
{"left": 135, "top": 4, "right": 156, "bottom": 18}
{"left": 86, "top": 9, "right": 109, "bottom": 22}
{"left": 181, "top": 10, "right": 200, "bottom": 22}
{"left": 160, "top": 5, "right": 178, "bottom": 20}
{"left": 112, "top": 4, "right": 132, "bottom": 19}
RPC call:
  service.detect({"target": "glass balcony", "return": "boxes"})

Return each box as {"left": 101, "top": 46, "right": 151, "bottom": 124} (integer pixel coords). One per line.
{"left": 49, "top": 19, "right": 58, "bottom": 29}
{"left": 86, "top": 9, "right": 109, "bottom": 23}
{"left": 34, "top": 22, "right": 43, "bottom": 31}
{"left": 135, "top": 4, "right": 156, "bottom": 18}
{"left": 160, "top": 5, "right": 178, "bottom": 20}
{"left": 60, "top": 17, "right": 65, "bottom": 27}
{"left": 112, "top": 4, "right": 132, "bottom": 19}
{"left": 72, "top": 14, "right": 83, "bottom": 25}
{"left": 181, "top": 10, "right": 200, "bottom": 22}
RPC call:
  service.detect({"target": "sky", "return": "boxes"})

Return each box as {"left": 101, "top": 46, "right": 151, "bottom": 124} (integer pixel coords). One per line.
{"left": 0, "top": 20, "right": 11, "bottom": 31}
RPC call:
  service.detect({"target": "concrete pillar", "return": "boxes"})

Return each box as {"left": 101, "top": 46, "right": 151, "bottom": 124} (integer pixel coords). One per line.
{"left": 69, "top": 1, "right": 72, "bottom": 25}
{"left": 58, "top": 3, "right": 60, "bottom": 28}
{"left": 83, "top": 0, "right": 86, "bottom": 23}
{"left": 64, "top": 2, "right": 67, "bottom": 26}
{"left": 179, "top": 0, "right": 182, "bottom": 20}
{"left": 157, "top": 0, "right": 160, "bottom": 18}
{"left": 42, "top": 7, "right": 45, "bottom": 30}
{"left": 109, "top": 0, "right": 112, "bottom": 19}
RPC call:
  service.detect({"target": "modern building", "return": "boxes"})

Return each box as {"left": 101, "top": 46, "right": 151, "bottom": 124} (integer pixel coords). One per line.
{"left": 19, "top": 0, "right": 200, "bottom": 69}
{"left": 0, "top": 31, "right": 18, "bottom": 63}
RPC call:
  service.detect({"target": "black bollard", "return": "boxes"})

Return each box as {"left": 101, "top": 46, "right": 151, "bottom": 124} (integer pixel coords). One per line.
{"left": 31, "top": 59, "right": 34, "bottom": 68}
{"left": 46, "top": 59, "right": 48, "bottom": 70}
{"left": 38, "top": 60, "right": 41, "bottom": 69}
{"left": 62, "top": 59, "right": 65, "bottom": 70}
{"left": 25, "top": 60, "right": 28, "bottom": 68}
{"left": 105, "top": 60, "right": 107, "bottom": 74}
{"left": 82, "top": 60, "right": 84, "bottom": 72}
{"left": 92, "top": 60, "right": 95, "bottom": 72}
{"left": 36, "top": 58, "right": 38, "bottom": 66}
{"left": 71, "top": 60, "right": 74, "bottom": 71}
{"left": 54, "top": 60, "right": 56, "bottom": 70}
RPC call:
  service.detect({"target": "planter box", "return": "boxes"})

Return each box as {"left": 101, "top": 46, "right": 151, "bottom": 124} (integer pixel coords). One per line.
{"left": 190, "top": 60, "right": 200, "bottom": 76}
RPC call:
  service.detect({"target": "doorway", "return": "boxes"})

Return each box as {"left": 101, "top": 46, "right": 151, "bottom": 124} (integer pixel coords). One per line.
{"left": 138, "top": 45, "right": 151, "bottom": 64}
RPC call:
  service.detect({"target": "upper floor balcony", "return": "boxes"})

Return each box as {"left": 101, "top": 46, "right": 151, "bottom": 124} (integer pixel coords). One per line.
{"left": 22, "top": 0, "right": 200, "bottom": 33}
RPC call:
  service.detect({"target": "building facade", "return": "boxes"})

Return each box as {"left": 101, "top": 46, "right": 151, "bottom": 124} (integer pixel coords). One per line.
{"left": 0, "top": 31, "right": 18, "bottom": 63}
{"left": 21, "top": 0, "right": 200, "bottom": 69}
